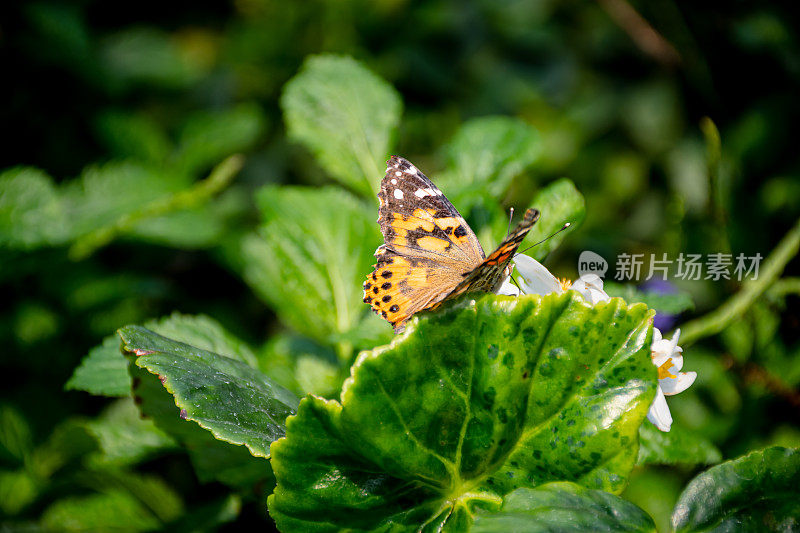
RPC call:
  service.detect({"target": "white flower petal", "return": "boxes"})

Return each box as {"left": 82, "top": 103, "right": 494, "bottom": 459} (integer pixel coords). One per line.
{"left": 647, "top": 387, "right": 673, "bottom": 432}
{"left": 513, "top": 254, "right": 563, "bottom": 296}
{"left": 652, "top": 327, "right": 663, "bottom": 344}
{"left": 497, "top": 278, "right": 520, "bottom": 296}
{"left": 668, "top": 328, "right": 682, "bottom": 354}
{"left": 662, "top": 371, "right": 697, "bottom": 396}
{"left": 568, "top": 274, "right": 611, "bottom": 305}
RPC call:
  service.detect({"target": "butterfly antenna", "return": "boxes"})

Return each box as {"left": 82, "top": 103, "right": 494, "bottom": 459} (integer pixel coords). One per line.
{"left": 517, "top": 222, "right": 571, "bottom": 255}
{"left": 505, "top": 207, "right": 515, "bottom": 236}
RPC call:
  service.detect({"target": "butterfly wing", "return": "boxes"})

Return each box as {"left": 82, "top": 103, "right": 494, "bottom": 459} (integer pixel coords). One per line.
{"left": 364, "top": 156, "right": 485, "bottom": 331}
{"left": 436, "top": 208, "right": 540, "bottom": 304}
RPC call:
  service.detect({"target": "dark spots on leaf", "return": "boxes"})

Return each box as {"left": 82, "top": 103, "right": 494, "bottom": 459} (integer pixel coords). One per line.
{"left": 454, "top": 225, "right": 467, "bottom": 238}
{"left": 566, "top": 419, "right": 576, "bottom": 427}
{"left": 487, "top": 479, "right": 494, "bottom": 485}
{"left": 499, "top": 438, "right": 507, "bottom": 447}
{"left": 381, "top": 270, "right": 392, "bottom": 278}
{"left": 389, "top": 305, "right": 399, "bottom": 313}
{"left": 522, "top": 370, "right": 529, "bottom": 379}
{"left": 502, "top": 352, "right": 514, "bottom": 368}
{"left": 533, "top": 450, "right": 542, "bottom": 460}
{"left": 381, "top": 282, "right": 391, "bottom": 290}
{"left": 487, "top": 344, "right": 498, "bottom": 360}
{"left": 382, "top": 295, "right": 391, "bottom": 303}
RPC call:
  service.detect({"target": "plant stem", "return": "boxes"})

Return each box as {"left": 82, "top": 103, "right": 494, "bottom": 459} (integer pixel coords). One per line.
{"left": 678, "top": 216, "right": 800, "bottom": 345}
{"left": 68, "top": 154, "right": 244, "bottom": 260}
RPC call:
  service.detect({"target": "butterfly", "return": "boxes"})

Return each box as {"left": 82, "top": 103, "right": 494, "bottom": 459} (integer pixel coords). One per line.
{"left": 363, "top": 155, "right": 540, "bottom": 332}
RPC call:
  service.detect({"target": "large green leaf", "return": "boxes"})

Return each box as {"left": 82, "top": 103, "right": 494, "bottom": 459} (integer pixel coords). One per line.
{"left": 671, "top": 446, "right": 800, "bottom": 532}
{"left": 471, "top": 482, "right": 656, "bottom": 532}
{"left": 129, "top": 361, "right": 272, "bottom": 488}
{"left": 120, "top": 325, "right": 299, "bottom": 458}
{"left": 268, "top": 292, "right": 657, "bottom": 531}
{"left": 67, "top": 313, "right": 260, "bottom": 397}
{"left": 637, "top": 422, "right": 721, "bottom": 467}
{"left": 242, "top": 186, "right": 383, "bottom": 346}
{"left": 441, "top": 116, "right": 541, "bottom": 198}
{"left": 524, "top": 178, "right": 585, "bottom": 260}
{"left": 281, "top": 55, "right": 401, "bottom": 196}
{"left": 0, "top": 167, "right": 71, "bottom": 248}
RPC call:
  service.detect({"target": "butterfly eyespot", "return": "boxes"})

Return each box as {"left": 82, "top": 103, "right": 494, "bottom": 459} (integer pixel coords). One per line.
{"left": 382, "top": 295, "right": 391, "bottom": 302}
{"left": 389, "top": 305, "right": 399, "bottom": 313}
{"left": 381, "top": 282, "right": 391, "bottom": 290}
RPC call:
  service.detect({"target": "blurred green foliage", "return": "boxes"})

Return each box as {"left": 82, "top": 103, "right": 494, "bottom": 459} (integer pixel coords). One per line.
{"left": 1, "top": 0, "right": 799, "bottom": 530}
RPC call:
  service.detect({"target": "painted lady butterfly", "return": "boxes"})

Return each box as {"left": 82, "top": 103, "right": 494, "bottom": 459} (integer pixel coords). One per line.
{"left": 363, "top": 155, "right": 540, "bottom": 332}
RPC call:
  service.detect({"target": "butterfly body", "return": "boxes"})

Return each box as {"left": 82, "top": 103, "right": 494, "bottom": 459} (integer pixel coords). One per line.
{"left": 364, "top": 155, "right": 539, "bottom": 332}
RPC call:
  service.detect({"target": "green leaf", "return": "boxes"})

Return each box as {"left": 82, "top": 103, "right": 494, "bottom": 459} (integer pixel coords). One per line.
{"left": 62, "top": 161, "right": 184, "bottom": 237}
{"left": 471, "top": 482, "right": 657, "bottom": 532}
{"left": 67, "top": 313, "right": 260, "bottom": 397}
{"left": 0, "top": 405, "right": 34, "bottom": 464}
{"left": 0, "top": 167, "right": 70, "bottom": 248}
{"left": 268, "top": 292, "right": 656, "bottom": 531}
{"left": 95, "top": 111, "right": 172, "bottom": 163}
{"left": 281, "top": 55, "right": 401, "bottom": 196}
{"left": 67, "top": 335, "right": 132, "bottom": 396}
{"left": 40, "top": 490, "right": 162, "bottom": 532}
{"left": 524, "top": 178, "right": 585, "bottom": 260}
{"left": 671, "top": 446, "right": 800, "bottom": 532}
{"left": 604, "top": 282, "right": 695, "bottom": 315}
{"left": 0, "top": 470, "right": 40, "bottom": 515}
{"left": 84, "top": 398, "right": 177, "bottom": 466}
{"left": 441, "top": 116, "right": 541, "bottom": 198}
{"left": 101, "top": 27, "right": 205, "bottom": 89}
{"left": 637, "top": 422, "right": 722, "bottom": 467}
{"left": 174, "top": 103, "right": 266, "bottom": 176}
{"left": 242, "top": 186, "right": 381, "bottom": 345}
{"left": 129, "top": 362, "right": 273, "bottom": 488}
{"left": 120, "top": 325, "right": 299, "bottom": 458}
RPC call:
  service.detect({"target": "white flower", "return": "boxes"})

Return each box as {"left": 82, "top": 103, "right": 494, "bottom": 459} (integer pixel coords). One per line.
{"left": 506, "top": 253, "right": 696, "bottom": 432}
{"left": 646, "top": 327, "right": 696, "bottom": 432}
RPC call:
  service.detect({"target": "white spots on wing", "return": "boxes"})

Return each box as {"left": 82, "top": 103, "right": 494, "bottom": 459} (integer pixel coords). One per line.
{"left": 394, "top": 189, "right": 404, "bottom": 200}
{"left": 391, "top": 179, "right": 397, "bottom": 185}
{"left": 395, "top": 171, "right": 402, "bottom": 177}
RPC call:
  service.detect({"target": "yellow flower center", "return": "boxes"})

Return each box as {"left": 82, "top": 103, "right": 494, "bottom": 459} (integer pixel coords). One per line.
{"left": 657, "top": 360, "right": 677, "bottom": 380}
{"left": 559, "top": 278, "right": 572, "bottom": 291}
